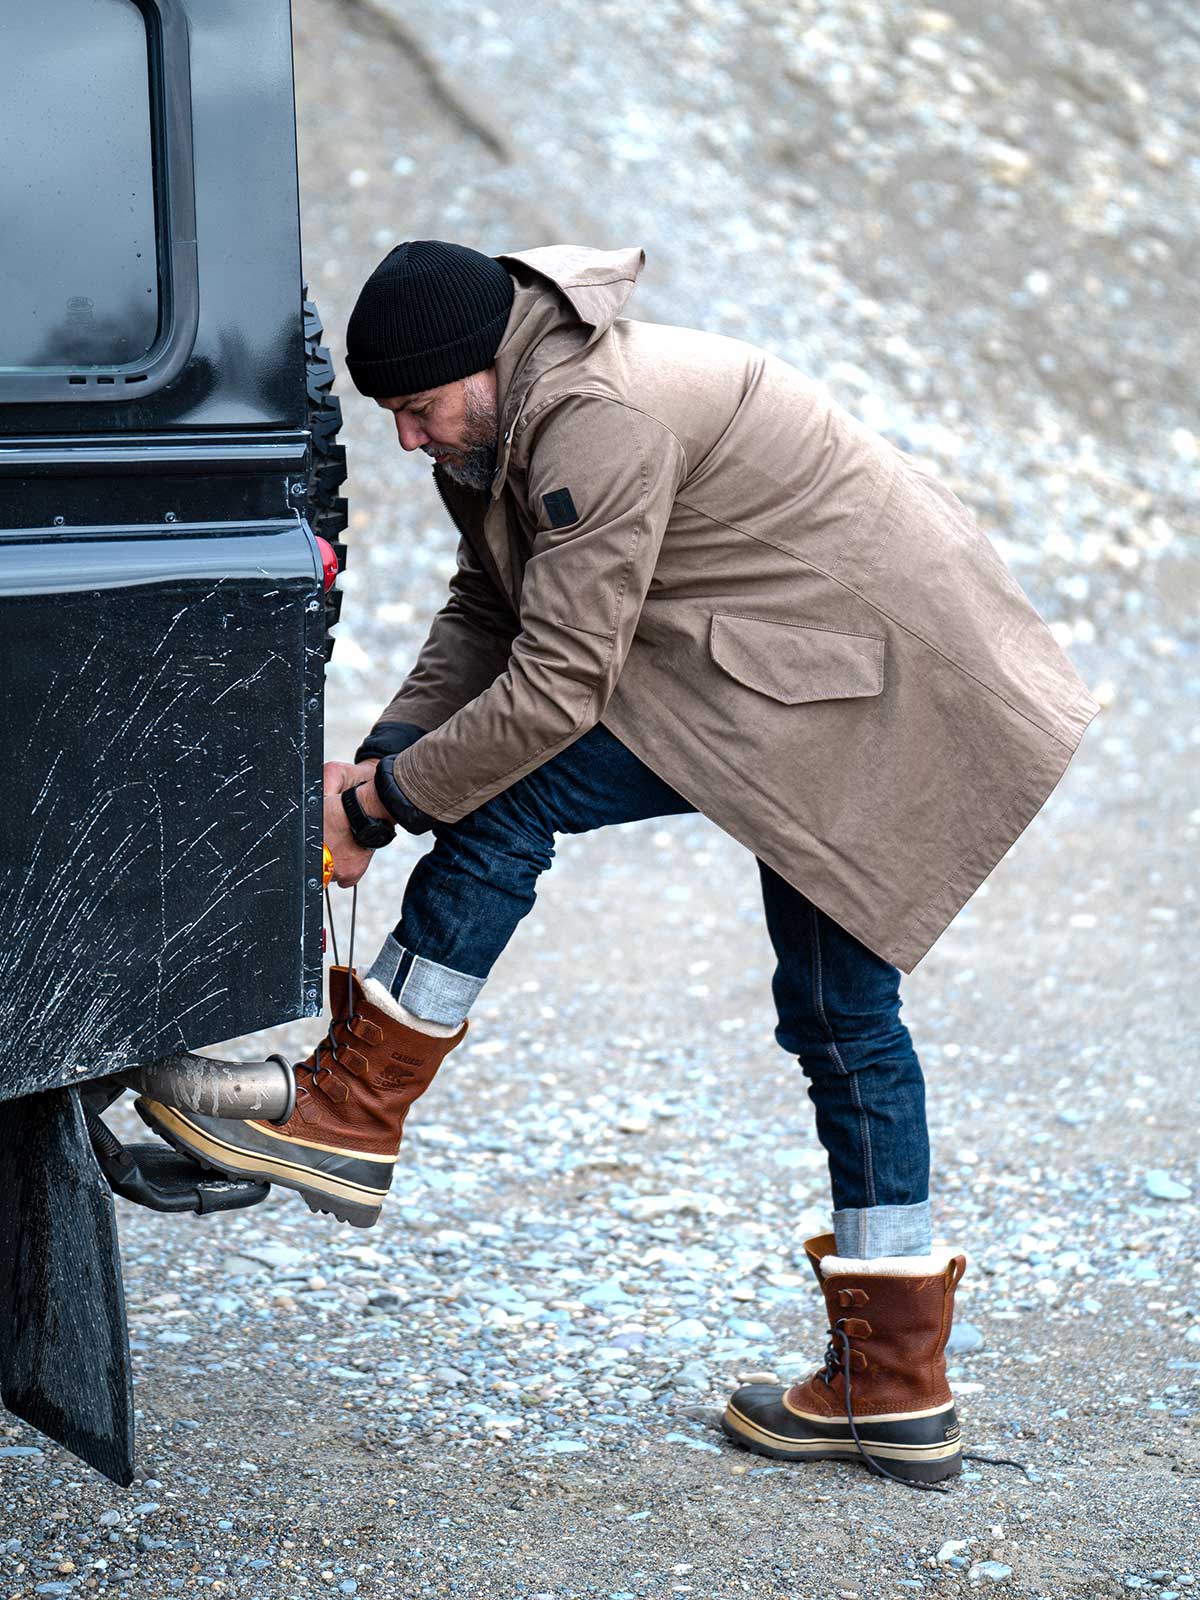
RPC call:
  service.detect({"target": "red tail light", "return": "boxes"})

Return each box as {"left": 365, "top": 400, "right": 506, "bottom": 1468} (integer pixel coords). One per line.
{"left": 315, "top": 536, "right": 339, "bottom": 592}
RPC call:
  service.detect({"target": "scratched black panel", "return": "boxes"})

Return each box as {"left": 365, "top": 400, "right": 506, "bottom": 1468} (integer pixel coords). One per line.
{"left": 0, "top": 523, "right": 324, "bottom": 1098}
{"left": 0, "top": 1088, "right": 133, "bottom": 1485}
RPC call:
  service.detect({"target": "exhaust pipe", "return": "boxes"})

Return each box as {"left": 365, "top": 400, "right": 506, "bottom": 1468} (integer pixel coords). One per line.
{"left": 118, "top": 1052, "right": 295, "bottom": 1123}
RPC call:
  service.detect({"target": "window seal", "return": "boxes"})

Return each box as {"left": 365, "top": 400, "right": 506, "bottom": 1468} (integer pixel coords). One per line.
{"left": 0, "top": 0, "right": 198, "bottom": 404}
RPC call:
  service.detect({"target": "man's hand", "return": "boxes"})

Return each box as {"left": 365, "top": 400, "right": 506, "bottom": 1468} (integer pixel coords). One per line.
{"left": 322, "top": 759, "right": 380, "bottom": 888}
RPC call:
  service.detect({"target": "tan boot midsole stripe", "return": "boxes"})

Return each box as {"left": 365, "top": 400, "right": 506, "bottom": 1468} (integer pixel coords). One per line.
{"left": 782, "top": 1393, "right": 955, "bottom": 1425}
{"left": 724, "top": 1406, "right": 962, "bottom": 1462}
{"left": 151, "top": 1105, "right": 388, "bottom": 1204}
{"left": 151, "top": 1103, "right": 399, "bottom": 1163}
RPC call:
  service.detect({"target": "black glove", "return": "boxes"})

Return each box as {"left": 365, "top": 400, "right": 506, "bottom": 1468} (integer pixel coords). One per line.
{"left": 374, "top": 752, "right": 436, "bottom": 835}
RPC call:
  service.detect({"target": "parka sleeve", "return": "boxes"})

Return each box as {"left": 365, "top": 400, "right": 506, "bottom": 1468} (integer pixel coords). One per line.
{"left": 389, "top": 395, "right": 687, "bottom": 822}
{"left": 354, "top": 530, "right": 521, "bottom": 759}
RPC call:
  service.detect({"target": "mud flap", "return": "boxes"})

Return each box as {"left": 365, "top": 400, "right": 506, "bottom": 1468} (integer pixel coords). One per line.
{"left": 0, "top": 1087, "right": 133, "bottom": 1486}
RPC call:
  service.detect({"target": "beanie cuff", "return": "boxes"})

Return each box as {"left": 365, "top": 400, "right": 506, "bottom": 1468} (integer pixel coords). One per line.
{"left": 347, "top": 305, "right": 512, "bottom": 399}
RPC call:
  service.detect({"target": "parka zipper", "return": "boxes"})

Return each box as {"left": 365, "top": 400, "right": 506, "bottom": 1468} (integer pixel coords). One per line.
{"left": 432, "top": 467, "right": 517, "bottom": 622}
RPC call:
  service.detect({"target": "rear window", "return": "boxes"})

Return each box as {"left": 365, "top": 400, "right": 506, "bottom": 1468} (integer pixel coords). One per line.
{"left": 0, "top": 0, "right": 159, "bottom": 371}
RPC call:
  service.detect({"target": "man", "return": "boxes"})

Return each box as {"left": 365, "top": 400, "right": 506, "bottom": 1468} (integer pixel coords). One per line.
{"left": 142, "top": 241, "right": 1098, "bottom": 1483}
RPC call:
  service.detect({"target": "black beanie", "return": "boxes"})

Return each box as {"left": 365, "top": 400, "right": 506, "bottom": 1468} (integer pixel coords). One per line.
{"left": 345, "top": 240, "right": 515, "bottom": 399}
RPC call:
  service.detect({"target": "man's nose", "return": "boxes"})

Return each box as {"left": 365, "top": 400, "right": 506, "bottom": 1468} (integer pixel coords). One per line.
{"left": 395, "top": 415, "right": 427, "bottom": 451}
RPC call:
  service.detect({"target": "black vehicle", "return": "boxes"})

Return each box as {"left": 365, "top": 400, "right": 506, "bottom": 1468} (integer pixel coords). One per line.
{"left": 0, "top": 0, "right": 347, "bottom": 1484}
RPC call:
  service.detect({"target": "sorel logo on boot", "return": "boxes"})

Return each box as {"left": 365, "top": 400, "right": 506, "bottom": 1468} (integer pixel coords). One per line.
{"left": 374, "top": 1069, "right": 415, "bottom": 1088}
{"left": 944, "top": 1424, "right": 961, "bottom": 1442}
{"left": 389, "top": 1051, "right": 425, "bottom": 1067}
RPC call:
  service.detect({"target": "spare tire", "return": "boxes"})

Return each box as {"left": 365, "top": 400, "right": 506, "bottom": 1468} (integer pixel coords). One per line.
{"left": 301, "top": 287, "right": 349, "bottom": 662}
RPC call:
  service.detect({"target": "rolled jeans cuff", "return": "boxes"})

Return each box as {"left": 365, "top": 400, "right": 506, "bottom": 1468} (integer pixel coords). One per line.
{"left": 366, "top": 934, "right": 484, "bottom": 1027}
{"left": 832, "top": 1200, "right": 932, "bottom": 1259}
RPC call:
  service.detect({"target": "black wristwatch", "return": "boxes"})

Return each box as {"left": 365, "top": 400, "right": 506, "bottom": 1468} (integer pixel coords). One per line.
{"left": 341, "top": 782, "right": 397, "bottom": 849}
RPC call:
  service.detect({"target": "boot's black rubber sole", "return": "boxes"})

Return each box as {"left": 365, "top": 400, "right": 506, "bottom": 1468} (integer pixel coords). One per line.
{"left": 721, "top": 1389, "right": 963, "bottom": 1484}
{"left": 135, "top": 1098, "right": 389, "bottom": 1229}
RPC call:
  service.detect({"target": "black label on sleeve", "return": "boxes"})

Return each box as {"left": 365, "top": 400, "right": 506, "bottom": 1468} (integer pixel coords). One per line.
{"left": 542, "top": 487, "right": 579, "bottom": 528}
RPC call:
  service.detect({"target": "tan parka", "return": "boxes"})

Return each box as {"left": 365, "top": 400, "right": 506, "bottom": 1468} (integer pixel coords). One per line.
{"left": 371, "top": 246, "right": 1099, "bottom": 972}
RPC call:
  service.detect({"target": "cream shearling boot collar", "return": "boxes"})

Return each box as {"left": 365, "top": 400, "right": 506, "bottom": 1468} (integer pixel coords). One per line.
{"left": 819, "top": 1246, "right": 965, "bottom": 1277}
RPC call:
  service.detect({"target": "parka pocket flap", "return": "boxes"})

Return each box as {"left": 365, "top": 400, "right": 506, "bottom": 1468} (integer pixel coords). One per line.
{"left": 709, "top": 614, "right": 885, "bottom": 705}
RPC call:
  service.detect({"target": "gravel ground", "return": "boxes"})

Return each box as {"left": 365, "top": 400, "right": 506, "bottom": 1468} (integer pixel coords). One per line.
{"left": 3, "top": 0, "right": 1198, "bottom": 1595}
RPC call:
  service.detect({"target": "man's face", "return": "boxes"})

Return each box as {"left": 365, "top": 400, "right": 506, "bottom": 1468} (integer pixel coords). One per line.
{"left": 375, "top": 368, "right": 499, "bottom": 493}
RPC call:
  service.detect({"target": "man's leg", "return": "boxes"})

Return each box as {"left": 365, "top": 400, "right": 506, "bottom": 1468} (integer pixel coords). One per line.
{"left": 754, "top": 859, "right": 931, "bottom": 1256}
{"left": 139, "top": 723, "right": 696, "bottom": 1223}
{"left": 721, "top": 863, "right": 966, "bottom": 1483}
{"left": 366, "top": 721, "right": 697, "bottom": 1026}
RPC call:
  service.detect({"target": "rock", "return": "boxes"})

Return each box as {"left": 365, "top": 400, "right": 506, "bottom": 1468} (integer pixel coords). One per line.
{"left": 987, "top": 142, "right": 1032, "bottom": 184}
{"left": 625, "top": 1190, "right": 731, "bottom": 1220}
{"left": 947, "top": 1322, "right": 984, "bottom": 1354}
{"left": 432, "top": 1366, "right": 469, "bottom": 1385}
{"left": 774, "top": 1349, "right": 815, "bottom": 1371}
{"left": 664, "top": 1431, "right": 721, "bottom": 1453}
{"left": 968, "top": 1561, "right": 1013, "bottom": 1583}
{"left": 238, "top": 1241, "right": 308, "bottom": 1270}
{"left": 726, "top": 1316, "right": 773, "bottom": 1341}
{"left": 672, "top": 1360, "right": 711, "bottom": 1389}
{"left": 221, "top": 1255, "right": 264, "bottom": 1279}
{"left": 580, "top": 1277, "right": 633, "bottom": 1308}
{"left": 539, "top": 1437, "right": 588, "bottom": 1453}
{"left": 0, "top": 1446, "right": 42, "bottom": 1457}
{"left": 1146, "top": 1170, "right": 1192, "bottom": 1201}
{"left": 367, "top": 1292, "right": 404, "bottom": 1311}
{"left": 616, "top": 1110, "right": 651, "bottom": 1133}
{"left": 662, "top": 1318, "right": 709, "bottom": 1342}
{"left": 938, "top": 1540, "right": 970, "bottom": 1563}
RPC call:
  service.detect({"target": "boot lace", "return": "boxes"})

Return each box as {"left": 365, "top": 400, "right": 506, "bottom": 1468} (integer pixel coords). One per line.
{"left": 819, "top": 1316, "right": 1032, "bottom": 1494}
{"left": 301, "top": 882, "right": 361, "bottom": 1096}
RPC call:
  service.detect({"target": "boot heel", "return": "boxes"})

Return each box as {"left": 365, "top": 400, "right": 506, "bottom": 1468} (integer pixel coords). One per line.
{"left": 874, "top": 1447, "right": 962, "bottom": 1484}
{"left": 301, "top": 1191, "right": 382, "bottom": 1229}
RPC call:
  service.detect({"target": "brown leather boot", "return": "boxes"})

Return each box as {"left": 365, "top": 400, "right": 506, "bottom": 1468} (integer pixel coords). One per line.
{"left": 721, "top": 1232, "right": 966, "bottom": 1484}
{"left": 136, "top": 966, "right": 468, "bottom": 1227}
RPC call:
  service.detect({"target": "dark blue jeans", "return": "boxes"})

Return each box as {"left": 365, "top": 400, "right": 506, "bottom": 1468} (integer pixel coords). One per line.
{"left": 367, "top": 721, "right": 931, "bottom": 1256}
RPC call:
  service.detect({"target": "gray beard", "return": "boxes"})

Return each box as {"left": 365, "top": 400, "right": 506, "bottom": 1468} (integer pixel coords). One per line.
{"left": 439, "top": 441, "right": 498, "bottom": 493}
{"left": 437, "top": 379, "right": 500, "bottom": 492}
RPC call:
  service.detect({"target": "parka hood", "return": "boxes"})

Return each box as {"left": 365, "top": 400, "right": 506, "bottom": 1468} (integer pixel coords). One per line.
{"left": 498, "top": 245, "right": 645, "bottom": 343}
{"left": 482, "top": 246, "right": 646, "bottom": 500}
